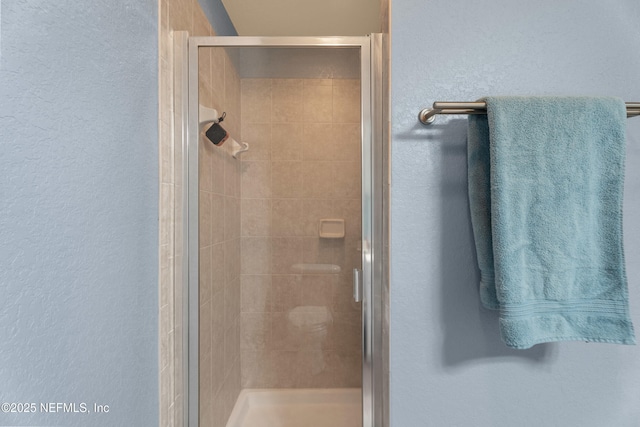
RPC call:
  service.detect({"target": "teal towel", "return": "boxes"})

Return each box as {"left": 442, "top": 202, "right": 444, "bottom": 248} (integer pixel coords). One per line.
{"left": 468, "top": 96, "right": 636, "bottom": 349}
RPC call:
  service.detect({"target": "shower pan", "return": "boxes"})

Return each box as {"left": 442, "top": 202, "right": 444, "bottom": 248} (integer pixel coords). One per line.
{"left": 174, "top": 34, "right": 385, "bottom": 427}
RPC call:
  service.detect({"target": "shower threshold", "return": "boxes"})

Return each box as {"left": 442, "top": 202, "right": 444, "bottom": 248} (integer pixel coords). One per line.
{"left": 226, "top": 388, "right": 362, "bottom": 427}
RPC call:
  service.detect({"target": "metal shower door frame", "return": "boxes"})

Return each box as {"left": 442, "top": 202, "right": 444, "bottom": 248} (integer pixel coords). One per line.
{"left": 182, "top": 35, "right": 384, "bottom": 427}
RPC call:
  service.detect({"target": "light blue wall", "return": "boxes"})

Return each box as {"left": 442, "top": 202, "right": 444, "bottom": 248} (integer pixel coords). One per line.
{"left": 390, "top": 1, "right": 640, "bottom": 426}
{"left": 198, "top": 0, "right": 237, "bottom": 36}
{"left": 0, "top": 2, "right": 158, "bottom": 426}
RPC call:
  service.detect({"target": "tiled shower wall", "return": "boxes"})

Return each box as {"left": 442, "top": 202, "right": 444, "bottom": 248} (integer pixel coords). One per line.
{"left": 239, "top": 78, "right": 363, "bottom": 388}
{"left": 158, "top": 1, "right": 241, "bottom": 426}
{"left": 198, "top": 46, "right": 242, "bottom": 426}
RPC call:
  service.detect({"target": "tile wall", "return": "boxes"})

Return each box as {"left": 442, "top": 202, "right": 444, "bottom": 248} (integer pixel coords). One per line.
{"left": 197, "top": 45, "right": 242, "bottom": 427}
{"left": 239, "top": 77, "right": 363, "bottom": 388}
{"left": 159, "top": 1, "right": 241, "bottom": 426}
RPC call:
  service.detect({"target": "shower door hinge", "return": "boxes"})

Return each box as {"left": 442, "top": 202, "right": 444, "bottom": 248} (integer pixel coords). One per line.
{"left": 353, "top": 268, "right": 363, "bottom": 303}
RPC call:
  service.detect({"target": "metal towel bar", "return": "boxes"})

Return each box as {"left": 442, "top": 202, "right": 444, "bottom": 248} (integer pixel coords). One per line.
{"left": 419, "top": 101, "right": 640, "bottom": 125}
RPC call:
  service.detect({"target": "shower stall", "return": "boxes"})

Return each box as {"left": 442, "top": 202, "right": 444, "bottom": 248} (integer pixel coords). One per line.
{"left": 174, "top": 34, "right": 385, "bottom": 427}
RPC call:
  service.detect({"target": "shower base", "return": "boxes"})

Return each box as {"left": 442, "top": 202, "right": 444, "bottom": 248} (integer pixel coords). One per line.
{"left": 226, "top": 388, "right": 362, "bottom": 427}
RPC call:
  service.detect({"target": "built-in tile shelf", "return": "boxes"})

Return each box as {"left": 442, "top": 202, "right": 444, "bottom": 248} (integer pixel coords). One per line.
{"left": 319, "top": 218, "right": 345, "bottom": 238}
{"left": 290, "top": 263, "right": 341, "bottom": 274}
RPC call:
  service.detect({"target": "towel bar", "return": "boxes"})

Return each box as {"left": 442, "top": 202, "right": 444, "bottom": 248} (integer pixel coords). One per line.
{"left": 419, "top": 101, "right": 640, "bottom": 124}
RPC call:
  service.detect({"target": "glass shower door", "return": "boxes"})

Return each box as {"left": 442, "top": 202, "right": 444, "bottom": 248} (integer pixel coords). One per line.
{"left": 182, "top": 35, "right": 382, "bottom": 427}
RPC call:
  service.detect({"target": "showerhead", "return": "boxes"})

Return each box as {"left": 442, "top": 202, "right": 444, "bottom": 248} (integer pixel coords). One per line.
{"left": 205, "top": 122, "right": 229, "bottom": 146}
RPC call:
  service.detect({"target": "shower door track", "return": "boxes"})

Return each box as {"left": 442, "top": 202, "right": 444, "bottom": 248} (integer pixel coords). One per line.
{"left": 176, "top": 34, "right": 385, "bottom": 427}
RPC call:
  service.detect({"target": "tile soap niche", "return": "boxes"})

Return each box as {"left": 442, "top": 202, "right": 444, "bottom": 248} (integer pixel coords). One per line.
{"left": 319, "top": 218, "right": 345, "bottom": 238}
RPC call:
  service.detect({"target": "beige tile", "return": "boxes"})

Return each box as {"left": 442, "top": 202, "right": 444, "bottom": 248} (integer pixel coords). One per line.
{"left": 198, "top": 48, "right": 212, "bottom": 95}
{"left": 241, "top": 275, "right": 272, "bottom": 313}
{"left": 210, "top": 47, "right": 226, "bottom": 110}
{"left": 233, "top": 355, "right": 243, "bottom": 394}
{"left": 199, "top": 80, "right": 214, "bottom": 114}
{"left": 241, "top": 350, "right": 275, "bottom": 388}
{"left": 302, "top": 123, "right": 334, "bottom": 161}
{"left": 332, "top": 79, "right": 361, "bottom": 124}
{"left": 241, "top": 198, "right": 271, "bottom": 236}
{"left": 199, "top": 300, "right": 212, "bottom": 359}
{"left": 241, "top": 161, "right": 271, "bottom": 198}
{"left": 271, "top": 237, "right": 303, "bottom": 274}
{"left": 332, "top": 162, "right": 360, "bottom": 199}
{"left": 242, "top": 79, "right": 272, "bottom": 124}
{"left": 303, "top": 84, "right": 333, "bottom": 123}
{"left": 224, "top": 196, "right": 240, "bottom": 241}
{"left": 200, "top": 138, "right": 214, "bottom": 193}
{"left": 302, "top": 237, "right": 337, "bottom": 265}
{"left": 225, "top": 275, "right": 241, "bottom": 331}
{"left": 304, "top": 350, "right": 337, "bottom": 388}
{"left": 273, "top": 78, "right": 304, "bottom": 86}
{"left": 301, "top": 199, "right": 333, "bottom": 236}
{"left": 270, "top": 350, "right": 300, "bottom": 388}
{"left": 235, "top": 159, "right": 242, "bottom": 199}
{"left": 211, "top": 293, "right": 226, "bottom": 389}
{"left": 241, "top": 312, "right": 271, "bottom": 350}
{"left": 168, "top": 0, "right": 191, "bottom": 31}
{"left": 224, "top": 319, "right": 239, "bottom": 376}
{"left": 241, "top": 123, "right": 271, "bottom": 161}
{"left": 224, "top": 238, "right": 240, "bottom": 284}
{"left": 292, "top": 350, "right": 335, "bottom": 388}
{"left": 199, "top": 190, "right": 212, "bottom": 247}
{"left": 199, "top": 246, "right": 213, "bottom": 304}
{"left": 301, "top": 274, "right": 336, "bottom": 308}
{"left": 241, "top": 237, "right": 271, "bottom": 274}
{"left": 332, "top": 311, "right": 361, "bottom": 354}
{"left": 224, "top": 155, "right": 238, "bottom": 197}
{"left": 212, "top": 389, "right": 226, "bottom": 427}
{"left": 192, "top": 4, "right": 213, "bottom": 36}
{"left": 272, "top": 123, "right": 303, "bottom": 161}
{"left": 211, "top": 193, "right": 225, "bottom": 244}
{"left": 301, "top": 162, "right": 333, "bottom": 199}
{"left": 272, "top": 161, "right": 303, "bottom": 198}
{"left": 211, "top": 242, "right": 225, "bottom": 296}
{"left": 333, "top": 236, "right": 362, "bottom": 272}
{"left": 332, "top": 199, "right": 361, "bottom": 239}
{"left": 332, "top": 123, "right": 361, "bottom": 161}
{"left": 271, "top": 312, "right": 300, "bottom": 351}
{"left": 212, "top": 147, "right": 225, "bottom": 195}
{"left": 272, "top": 199, "right": 304, "bottom": 236}
{"left": 228, "top": 366, "right": 242, "bottom": 419}
{"left": 304, "top": 78, "right": 332, "bottom": 86}
{"left": 224, "top": 52, "right": 242, "bottom": 137}
{"left": 333, "top": 351, "right": 362, "bottom": 387}
{"left": 271, "top": 275, "right": 303, "bottom": 312}
{"left": 271, "top": 80, "right": 304, "bottom": 123}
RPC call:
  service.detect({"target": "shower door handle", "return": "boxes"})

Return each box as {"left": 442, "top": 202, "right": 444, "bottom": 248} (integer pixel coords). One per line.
{"left": 353, "top": 268, "right": 362, "bottom": 303}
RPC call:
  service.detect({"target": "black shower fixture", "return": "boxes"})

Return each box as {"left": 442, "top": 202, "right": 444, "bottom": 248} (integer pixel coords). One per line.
{"left": 205, "top": 112, "right": 229, "bottom": 146}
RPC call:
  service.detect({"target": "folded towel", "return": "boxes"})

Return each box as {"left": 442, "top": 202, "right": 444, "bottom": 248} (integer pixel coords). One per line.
{"left": 468, "top": 96, "right": 636, "bottom": 349}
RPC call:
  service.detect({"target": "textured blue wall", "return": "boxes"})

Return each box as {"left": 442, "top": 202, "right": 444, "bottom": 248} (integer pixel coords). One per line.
{"left": 390, "top": 1, "right": 640, "bottom": 426}
{"left": 0, "top": 2, "right": 158, "bottom": 426}
{"left": 198, "top": 0, "right": 237, "bottom": 35}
